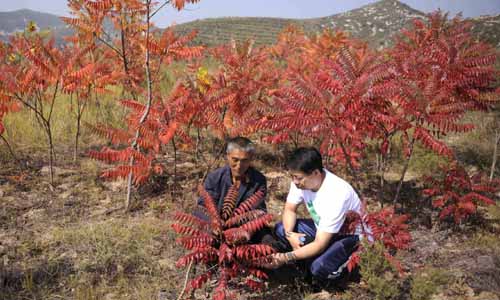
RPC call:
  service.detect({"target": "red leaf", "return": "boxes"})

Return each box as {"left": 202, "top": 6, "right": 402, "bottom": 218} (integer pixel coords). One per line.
{"left": 347, "top": 251, "right": 360, "bottom": 272}
{"left": 159, "top": 121, "right": 178, "bottom": 144}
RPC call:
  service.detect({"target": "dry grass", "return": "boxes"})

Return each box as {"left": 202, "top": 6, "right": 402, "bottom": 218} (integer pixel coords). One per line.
{"left": 0, "top": 198, "right": 183, "bottom": 300}
{"left": 4, "top": 94, "right": 120, "bottom": 150}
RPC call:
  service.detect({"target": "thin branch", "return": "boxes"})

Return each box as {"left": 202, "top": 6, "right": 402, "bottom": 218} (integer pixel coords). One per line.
{"left": 13, "top": 93, "right": 39, "bottom": 113}
{"left": 96, "top": 34, "right": 122, "bottom": 57}
{"left": 0, "top": 134, "right": 20, "bottom": 164}
{"left": 490, "top": 129, "right": 499, "bottom": 181}
{"left": 176, "top": 260, "right": 193, "bottom": 300}
{"left": 151, "top": 0, "right": 171, "bottom": 19}
{"left": 339, "top": 141, "right": 363, "bottom": 199}
{"left": 126, "top": 0, "right": 154, "bottom": 211}
{"left": 47, "top": 81, "right": 59, "bottom": 122}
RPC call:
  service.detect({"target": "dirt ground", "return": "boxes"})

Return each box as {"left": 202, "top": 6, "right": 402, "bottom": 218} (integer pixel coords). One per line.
{"left": 0, "top": 154, "right": 499, "bottom": 300}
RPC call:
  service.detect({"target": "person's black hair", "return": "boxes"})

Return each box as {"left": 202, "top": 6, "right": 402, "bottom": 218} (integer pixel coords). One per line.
{"left": 286, "top": 147, "right": 323, "bottom": 174}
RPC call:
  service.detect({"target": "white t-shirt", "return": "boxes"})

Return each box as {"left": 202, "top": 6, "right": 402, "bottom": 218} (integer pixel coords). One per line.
{"left": 287, "top": 169, "right": 362, "bottom": 234}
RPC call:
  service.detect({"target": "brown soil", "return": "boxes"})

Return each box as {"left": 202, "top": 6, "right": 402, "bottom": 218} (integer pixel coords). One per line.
{"left": 0, "top": 155, "right": 499, "bottom": 300}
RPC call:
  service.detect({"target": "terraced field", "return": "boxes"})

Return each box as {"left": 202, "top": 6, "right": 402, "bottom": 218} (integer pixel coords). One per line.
{"left": 173, "top": 0, "right": 500, "bottom": 49}
{"left": 173, "top": 17, "right": 308, "bottom": 47}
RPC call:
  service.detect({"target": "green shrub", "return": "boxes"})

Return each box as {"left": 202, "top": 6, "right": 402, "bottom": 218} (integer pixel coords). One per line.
{"left": 408, "top": 144, "right": 450, "bottom": 175}
{"left": 410, "top": 267, "right": 450, "bottom": 300}
{"left": 359, "top": 241, "right": 402, "bottom": 300}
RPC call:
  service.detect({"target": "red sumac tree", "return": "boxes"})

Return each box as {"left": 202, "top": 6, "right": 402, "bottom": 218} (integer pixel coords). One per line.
{"left": 173, "top": 184, "right": 275, "bottom": 300}
{"left": 423, "top": 163, "right": 499, "bottom": 224}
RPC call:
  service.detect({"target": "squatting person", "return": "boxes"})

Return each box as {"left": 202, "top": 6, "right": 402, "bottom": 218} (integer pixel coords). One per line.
{"left": 196, "top": 136, "right": 272, "bottom": 243}
{"left": 267, "top": 147, "right": 364, "bottom": 281}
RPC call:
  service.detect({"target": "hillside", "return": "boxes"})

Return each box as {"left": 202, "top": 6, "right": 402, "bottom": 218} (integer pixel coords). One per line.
{"left": 172, "top": 0, "right": 427, "bottom": 48}
{"left": 305, "top": 0, "right": 425, "bottom": 48}
{"left": 469, "top": 14, "right": 500, "bottom": 48}
{"left": 173, "top": 17, "right": 306, "bottom": 47}
{"left": 0, "top": 1, "right": 499, "bottom": 48}
{"left": 172, "top": 0, "right": 426, "bottom": 48}
{"left": 0, "top": 9, "right": 72, "bottom": 42}
{"left": 173, "top": 0, "right": 500, "bottom": 48}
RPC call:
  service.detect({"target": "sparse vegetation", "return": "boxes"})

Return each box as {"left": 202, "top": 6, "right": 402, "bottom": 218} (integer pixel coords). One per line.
{"left": 410, "top": 267, "right": 450, "bottom": 300}
{"left": 51, "top": 219, "right": 162, "bottom": 277}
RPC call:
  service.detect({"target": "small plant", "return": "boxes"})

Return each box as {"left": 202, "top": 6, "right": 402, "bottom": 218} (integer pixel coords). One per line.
{"left": 345, "top": 206, "right": 411, "bottom": 274}
{"left": 359, "top": 241, "right": 402, "bottom": 300}
{"left": 1, "top": 29, "right": 70, "bottom": 184}
{"left": 410, "top": 267, "right": 450, "bottom": 300}
{"left": 172, "top": 184, "right": 275, "bottom": 300}
{"left": 423, "top": 162, "right": 500, "bottom": 224}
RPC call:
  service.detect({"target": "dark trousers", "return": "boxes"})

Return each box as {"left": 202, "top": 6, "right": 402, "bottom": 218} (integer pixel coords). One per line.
{"left": 274, "top": 219, "right": 359, "bottom": 280}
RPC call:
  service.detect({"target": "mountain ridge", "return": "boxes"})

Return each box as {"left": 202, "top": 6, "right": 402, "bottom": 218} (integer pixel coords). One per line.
{"left": 0, "top": 1, "right": 498, "bottom": 48}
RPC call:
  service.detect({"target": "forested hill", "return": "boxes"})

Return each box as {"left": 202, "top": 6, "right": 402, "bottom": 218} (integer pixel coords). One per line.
{"left": 1, "top": 1, "right": 499, "bottom": 48}
{"left": 173, "top": 0, "right": 500, "bottom": 48}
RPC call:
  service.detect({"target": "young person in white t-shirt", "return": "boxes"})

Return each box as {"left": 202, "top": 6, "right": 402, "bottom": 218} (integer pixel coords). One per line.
{"left": 267, "top": 147, "right": 362, "bottom": 281}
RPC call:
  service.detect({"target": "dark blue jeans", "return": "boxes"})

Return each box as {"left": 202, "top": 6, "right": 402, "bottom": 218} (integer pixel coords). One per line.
{"left": 274, "top": 219, "right": 359, "bottom": 280}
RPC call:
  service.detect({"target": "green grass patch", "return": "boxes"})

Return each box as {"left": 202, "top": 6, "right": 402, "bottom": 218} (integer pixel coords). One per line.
{"left": 467, "top": 231, "right": 500, "bottom": 253}
{"left": 407, "top": 144, "right": 450, "bottom": 176}
{"left": 410, "top": 267, "right": 450, "bottom": 300}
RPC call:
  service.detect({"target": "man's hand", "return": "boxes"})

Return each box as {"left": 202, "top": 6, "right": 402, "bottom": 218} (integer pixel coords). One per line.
{"left": 286, "top": 231, "right": 306, "bottom": 250}
{"left": 263, "top": 252, "right": 297, "bottom": 269}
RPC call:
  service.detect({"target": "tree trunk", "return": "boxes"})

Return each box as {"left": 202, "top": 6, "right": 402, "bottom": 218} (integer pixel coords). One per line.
{"left": 393, "top": 137, "right": 415, "bottom": 206}
{"left": 195, "top": 128, "right": 201, "bottom": 161}
{"left": 490, "top": 129, "right": 500, "bottom": 181}
{"left": 339, "top": 141, "right": 362, "bottom": 199}
{"left": 172, "top": 136, "right": 178, "bottom": 194}
{"left": 74, "top": 94, "right": 88, "bottom": 163}
{"left": 74, "top": 117, "right": 81, "bottom": 163}
{"left": 45, "top": 120, "right": 55, "bottom": 187}
{"left": 376, "top": 153, "right": 385, "bottom": 208}
{"left": 74, "top": 100, "right": 82, "bottom": 163}
{"left": 126, "top": 2, "right": 154, "bottom": 211}
{"left": 126, "top": 155, "right": 135, "bottom": 210}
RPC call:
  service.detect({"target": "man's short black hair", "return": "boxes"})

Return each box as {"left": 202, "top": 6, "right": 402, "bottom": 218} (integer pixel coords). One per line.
{"left": 286, "top": 147, "right": 323, "bottom": 174}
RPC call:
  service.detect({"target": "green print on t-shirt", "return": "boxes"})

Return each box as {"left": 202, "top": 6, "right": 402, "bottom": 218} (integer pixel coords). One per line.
{"left": 305, "top": 200, "right": 320, "bottom": 226}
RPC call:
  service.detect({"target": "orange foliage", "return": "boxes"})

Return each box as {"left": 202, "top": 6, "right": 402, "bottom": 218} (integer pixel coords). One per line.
{"left": 63, "top": 0, "right": 205, "bottom": 185}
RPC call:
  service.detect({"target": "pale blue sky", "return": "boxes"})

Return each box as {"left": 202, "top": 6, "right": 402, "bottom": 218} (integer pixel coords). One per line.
{"left": 1, "top": 0, "right": 499, "bottom": 27}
